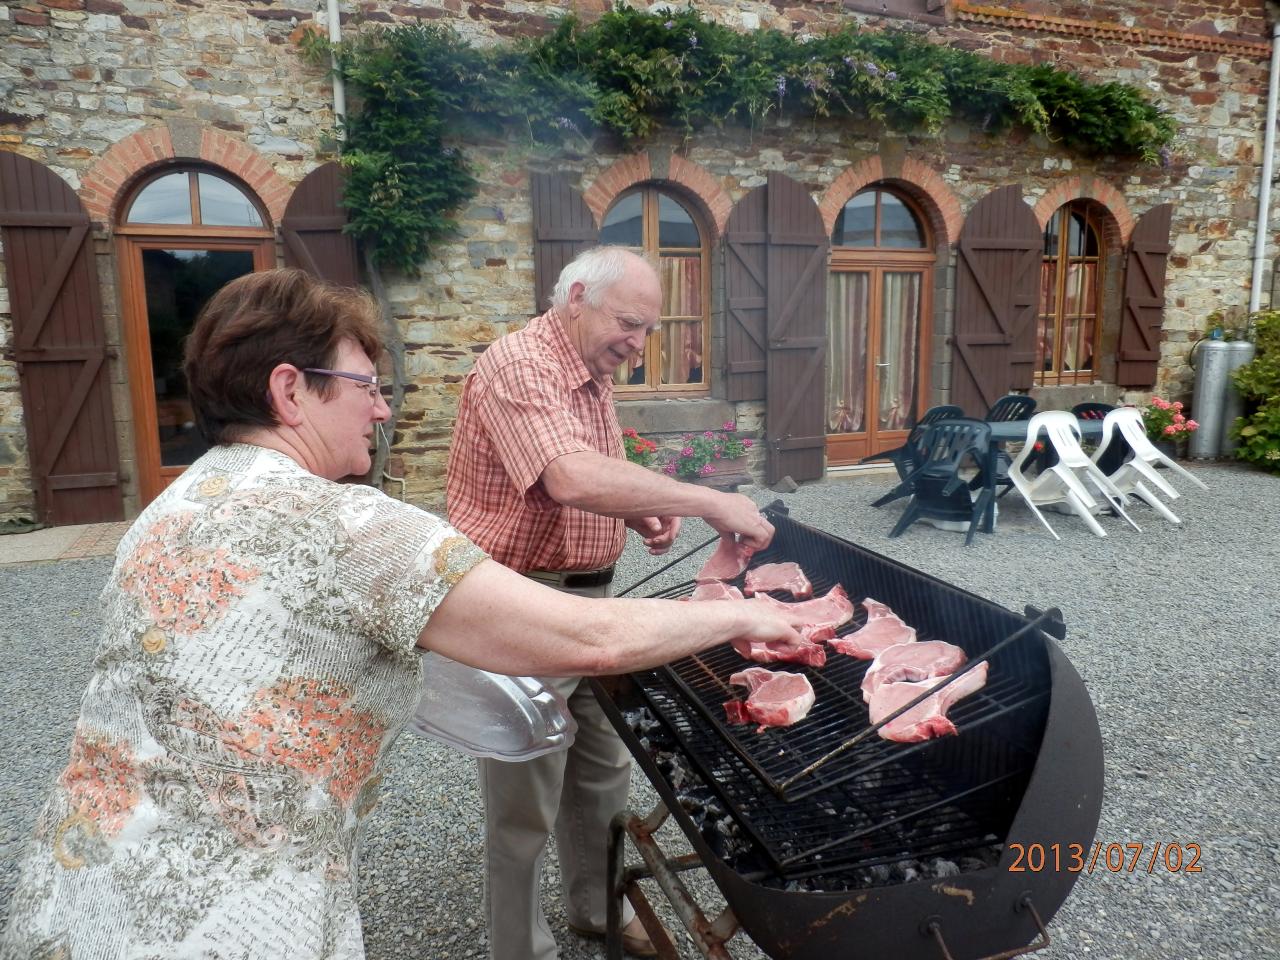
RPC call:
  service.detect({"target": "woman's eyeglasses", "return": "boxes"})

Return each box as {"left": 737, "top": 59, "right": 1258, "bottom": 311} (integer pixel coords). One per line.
{"left": 302, "top": 367, "right": 382, "bottom": 402}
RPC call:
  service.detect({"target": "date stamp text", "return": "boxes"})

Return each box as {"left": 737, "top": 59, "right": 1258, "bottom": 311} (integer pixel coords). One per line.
{"left": 1008, "top": 842, "right": 1202, "bottom": 874}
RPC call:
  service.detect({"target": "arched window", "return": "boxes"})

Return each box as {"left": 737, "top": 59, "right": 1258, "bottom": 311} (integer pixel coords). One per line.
{"left": 116, "top": 166, "right": 274, "bottom": 503}
{"left": 1037, "top": 201, "right": 1104, "bottom": 385}
{"left": 826, "top": 186, "right": 934, "bottom": 465}
{"left": 599, "top": 187, "right": 710, "bottom": 394}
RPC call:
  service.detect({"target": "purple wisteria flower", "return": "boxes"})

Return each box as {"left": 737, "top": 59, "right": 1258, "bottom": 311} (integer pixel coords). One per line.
{"left": 688, "top": 32, "right": 698, "bottom": 48}
{"left": 775, "top": 75, "right": 787, "bottom": 96}
{"left": 843, "top": 56, "right": 857, "bottom": 72}
{"left": 1158, "top": 146, "right": 1173, "bottom": 168}
{"left": 664, "top": 19, "right": 674, "bottom": 29}
{"left": 886, "top": 70, "right": 898, "bottom": 81}
{"left": 864, "top": 62, "right": 880, "bottom": 77}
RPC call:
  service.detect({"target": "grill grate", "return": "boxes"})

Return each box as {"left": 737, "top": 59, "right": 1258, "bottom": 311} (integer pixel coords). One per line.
{"left": 626, "top": 505, "right": 1055, "bottom": 879}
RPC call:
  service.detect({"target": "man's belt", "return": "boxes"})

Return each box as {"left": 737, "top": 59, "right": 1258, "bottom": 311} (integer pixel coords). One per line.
{"left": 525, "top": 566, "right": 616, "bottom": 589}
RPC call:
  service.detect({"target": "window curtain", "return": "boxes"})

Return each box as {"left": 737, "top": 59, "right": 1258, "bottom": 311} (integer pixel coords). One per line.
{"left": 659, "top": 256, "right": 703, "bottom": 384}
{"left": 878, "top": 272, "right": 920, "bottom": 432}
{"left": 826, "top": 272, "right": 869, "bottom": 433}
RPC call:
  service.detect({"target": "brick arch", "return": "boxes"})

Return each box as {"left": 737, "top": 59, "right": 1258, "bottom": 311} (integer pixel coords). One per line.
{"left": 582, "top": 152, "right": 732, "bottom": 241}
{"left": 818, "top": 154, "right": 963, "bottom": 248}
{"left": 1032, "top": 175, "right": 1134, "bottom": 247}
{"left": 79, "top": 126, "right": 292, "bottom": 225}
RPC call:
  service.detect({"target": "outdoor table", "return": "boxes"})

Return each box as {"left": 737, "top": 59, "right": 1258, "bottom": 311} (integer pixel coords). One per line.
{"left": 985, "top": 417, "right": 1106, "bottom": 444}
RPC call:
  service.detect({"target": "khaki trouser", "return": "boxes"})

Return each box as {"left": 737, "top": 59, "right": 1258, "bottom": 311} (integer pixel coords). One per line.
{"left": 479, "top": 577, "right": 634, "bottom": 960}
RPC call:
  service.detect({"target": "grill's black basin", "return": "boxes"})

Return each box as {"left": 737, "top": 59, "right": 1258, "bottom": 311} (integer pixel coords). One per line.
{"left": 592, "top": 505, "right": 1104, "bottom": 960}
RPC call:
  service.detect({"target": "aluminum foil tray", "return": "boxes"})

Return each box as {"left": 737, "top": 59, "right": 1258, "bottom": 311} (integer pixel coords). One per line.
{"left": 406, "top": 653, "right": 578, "bottom": 761}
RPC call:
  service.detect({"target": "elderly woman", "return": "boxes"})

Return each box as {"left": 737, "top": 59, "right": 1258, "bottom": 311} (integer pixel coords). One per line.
{"left": 1, "top": 269, "right": 798, "bottom": 958}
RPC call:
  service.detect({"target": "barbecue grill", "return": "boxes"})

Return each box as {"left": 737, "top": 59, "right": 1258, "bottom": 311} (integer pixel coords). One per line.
{"left": 592, "top": 502, "right": 1104, "bottom": 960}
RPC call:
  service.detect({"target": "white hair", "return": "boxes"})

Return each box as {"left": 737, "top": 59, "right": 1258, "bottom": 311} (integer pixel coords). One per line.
{"left": 550, "top": 246, "right": 650, "bottom": 309}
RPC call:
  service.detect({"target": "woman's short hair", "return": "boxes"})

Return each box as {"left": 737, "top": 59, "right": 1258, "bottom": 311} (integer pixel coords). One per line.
{"left": 183, "top": 268, "right": 383, "bottom": 444}
{"left": 551, "top": 246, "right": 650, "bottom": 309}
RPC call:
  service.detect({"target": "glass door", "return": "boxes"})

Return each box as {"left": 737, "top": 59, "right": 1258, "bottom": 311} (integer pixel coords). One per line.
{"left": 120, "top": 239, "right": 273, "bottom": 502}
{"left": 826, "top": 266, "right": 927, "bottom": 464}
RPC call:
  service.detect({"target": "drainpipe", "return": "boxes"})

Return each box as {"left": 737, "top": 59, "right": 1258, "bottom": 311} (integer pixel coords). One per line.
{"left": 326, "top": 0, "right": 346, "bottom": 136}
{"left": 1250, "top": 20, "right": 1279, "bottom": 313}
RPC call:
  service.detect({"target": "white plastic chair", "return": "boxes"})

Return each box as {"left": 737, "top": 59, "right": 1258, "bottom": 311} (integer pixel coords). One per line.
{"left": 1092, "top": 407, "right": 1208, "bottom": 524}
{"left": 1006, "top": 411, "right": 1141, "bottom": 540}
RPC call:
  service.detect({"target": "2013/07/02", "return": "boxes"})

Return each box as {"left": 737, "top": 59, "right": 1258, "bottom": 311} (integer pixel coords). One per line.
{"left": 1007, "top": 842, "right": 1202, "bottom": 874}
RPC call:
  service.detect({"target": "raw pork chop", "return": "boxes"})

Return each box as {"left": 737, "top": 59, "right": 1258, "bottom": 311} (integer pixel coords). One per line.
{"left": 827, "top": 598, "right": 917, "bottom": 660}
{"left": 696, "top": 536, "right": 755, "bottom": 583}
{"left": 751, "top": 584, "right": 854, "bottom": 631}
{"left": 868, "top": 661, "right": 989, "bottom": 742}
{"left": 860, "top": 641, "right": 967, "bottom": 702}
{"left": 735, "top": 630, "right": 827, "bottom": 668}
{"left": 743, "top": 562, "right": 813, "bottom": 599}
{"left": 690, "top": 581, "right": 745, "bottom": 602}
{"left": 723, "top": 667, "right": 816, "bottom": 731}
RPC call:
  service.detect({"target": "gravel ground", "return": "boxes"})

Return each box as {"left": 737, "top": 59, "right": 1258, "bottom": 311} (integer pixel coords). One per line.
{"left": 1, "top": 460, "right": 1277, "bottom": 959}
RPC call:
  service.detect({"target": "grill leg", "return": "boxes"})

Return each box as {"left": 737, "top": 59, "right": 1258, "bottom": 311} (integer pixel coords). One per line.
{"left": 607, "top": 804, "right": 740, "bottom": 960}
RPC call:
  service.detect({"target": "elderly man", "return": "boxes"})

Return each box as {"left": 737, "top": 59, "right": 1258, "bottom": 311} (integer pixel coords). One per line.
{"left": 446, "top": 247, "right": 774, "bottom": 959}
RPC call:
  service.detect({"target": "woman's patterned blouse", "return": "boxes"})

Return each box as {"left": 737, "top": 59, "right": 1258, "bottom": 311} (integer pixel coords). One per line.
{"left": 1, "top": 444, "right": 487, "bottom": 960}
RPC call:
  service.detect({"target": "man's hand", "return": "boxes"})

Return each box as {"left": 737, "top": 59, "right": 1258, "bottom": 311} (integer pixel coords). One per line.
{"left": 705, "top": 492, "right": 774, "bottom": 551}
{"left": 627, "top": 515, "right": 681, "bottom": 555}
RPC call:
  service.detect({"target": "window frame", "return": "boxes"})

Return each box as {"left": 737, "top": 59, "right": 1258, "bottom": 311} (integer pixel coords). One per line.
{"left": 1035, "top": 201, "right": 1105, "bottom": 387}
{"left": 115, "top": 165, "right": 273, "bottom": 239}
{"left": 602, "top": 186, "right": 711, "bottom": 398}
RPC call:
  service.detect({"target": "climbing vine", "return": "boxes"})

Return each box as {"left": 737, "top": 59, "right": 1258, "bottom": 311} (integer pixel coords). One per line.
{"left": 301, "top": 3, "right": 1177, "bottom": 274}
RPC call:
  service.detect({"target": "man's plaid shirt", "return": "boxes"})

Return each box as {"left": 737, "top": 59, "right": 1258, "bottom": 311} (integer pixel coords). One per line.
{"left": 445, "top": 308, "right": 626, "bottom": 573}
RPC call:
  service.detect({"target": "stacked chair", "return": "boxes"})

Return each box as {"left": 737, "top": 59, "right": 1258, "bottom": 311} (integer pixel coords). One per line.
{"left": 983, "top": 394, "right": 1037, "bottom": 497}
{"left": 1004, "top": 410, "right": 1141, "bottom": 540}
{"left": 1036, "top": 402, "right": 1123, "bottom": 474}
{"left": 861, "top": 404, "right": 965, "bottom": 486}
{"left": 984, "top": 393, "right": 1037, "bottom": 423}
{"left": 884, "top": 417, "right": 996, "bottom": 547}
{"left": 1090, "top": 407, "right": 1209, "bottom": 524}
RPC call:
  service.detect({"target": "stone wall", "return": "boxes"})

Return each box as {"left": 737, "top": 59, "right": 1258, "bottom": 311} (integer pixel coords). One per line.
{"left": 0, "top": 0, "right": 1274, "bottom": 519}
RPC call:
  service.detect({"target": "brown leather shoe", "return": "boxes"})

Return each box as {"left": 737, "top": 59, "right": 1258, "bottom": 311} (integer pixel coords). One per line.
{"left": 566, "top": 916, "right": 660, "bottom": 958}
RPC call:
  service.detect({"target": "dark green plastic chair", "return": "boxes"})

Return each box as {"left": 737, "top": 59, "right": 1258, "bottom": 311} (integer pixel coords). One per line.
{"left": 886, "top": 418, "right": 996, "bottom": 547}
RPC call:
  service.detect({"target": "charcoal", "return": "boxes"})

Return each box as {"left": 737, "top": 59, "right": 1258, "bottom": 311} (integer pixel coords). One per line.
{"left": 930, "top": 858, "right": 961, "bottom": 878}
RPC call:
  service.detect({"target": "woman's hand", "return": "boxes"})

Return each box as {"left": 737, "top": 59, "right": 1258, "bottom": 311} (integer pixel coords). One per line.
{"left": 726, "top": 603, "right": 805, "bottom": 659}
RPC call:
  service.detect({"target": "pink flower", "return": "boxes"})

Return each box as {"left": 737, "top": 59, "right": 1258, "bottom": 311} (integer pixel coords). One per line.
{"left": 1187, "top": 419, "right": 1199, "bottom": 429}
{"left": 713, "top": 452, "right": 721, "bottom": 458}
{"left": 682, "top": 433, "right": 693, "bottom": 441}
{"left": 703, "top": 430, "right": 714, "bottom": 438}
{"left": 681, "top": 446, "right": 694, "bottom": 457}
{"left": 700, "top": 464, "right": 716, "bottom": 476}
{"left": 1172, "top": 401, "right": 1183, "bottom": 411}
{"left": 663, "top": 462, "right": 677, "bottom": 475}
{"left": 1173, "top": 413, "right": 1185, "bottom": 424}
{"left": 723, "top": 421, "right": 736, "bottom": 431}
{"left": 1164, "top": 425, "right": 1176, "bottom": 435}
{"left": 743, "top": 438, "right": 753, "bottom": 448}
{"left": 1152, "top": 397, "right": 1169, "bottom": 409}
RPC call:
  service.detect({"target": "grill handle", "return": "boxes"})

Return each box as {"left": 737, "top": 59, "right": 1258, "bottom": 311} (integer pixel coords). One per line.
{"left": 1024, "top": 604, "right": 1066, "bottom": 641}
{"left": 924, "top": 894, "right": 1050, "bottom": 960}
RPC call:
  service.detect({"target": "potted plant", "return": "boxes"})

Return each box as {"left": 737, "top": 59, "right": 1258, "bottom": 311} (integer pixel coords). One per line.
{"left": 660, "top": 421, "right": 754, "bottom": 485}
{"left": 621, "top": 427, "right": 658, "bottom": 467}
{"left": 1140, "top": 396, "right": 1199, "bottom": 457}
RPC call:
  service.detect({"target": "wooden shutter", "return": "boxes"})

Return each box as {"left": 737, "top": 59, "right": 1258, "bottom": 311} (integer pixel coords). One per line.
{"left": 724, "top": 185, "right": 768, "bottom": 401}
{"left": 282, "top": 161, "right": 360, "bottom": 287}
{"left": 0, "top": 151, "right": 123, "bottom": 525}
{"left": 764, "top": 172, "right": 828, "bottom": 485}
{"left": 951, "top": 185, "right": 1041, "bottom": 415}
{"left": 1117, "top": 204, "right": 1173, "bottom": 387}
{"left": 531, "top": 171, "right": 598, "bottom": 313}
